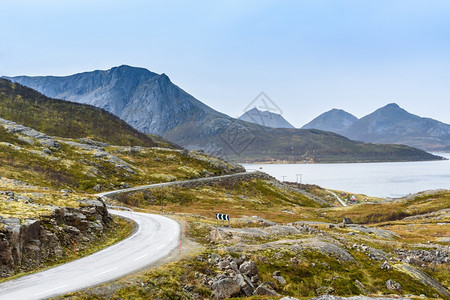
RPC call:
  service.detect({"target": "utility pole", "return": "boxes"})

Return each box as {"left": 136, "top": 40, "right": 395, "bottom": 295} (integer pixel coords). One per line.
{"left": 281, "top": 176, "right": 287, "bottom": 182}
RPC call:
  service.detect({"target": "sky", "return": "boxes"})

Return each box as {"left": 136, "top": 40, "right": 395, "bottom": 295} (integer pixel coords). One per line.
{"left": 2, "top": 0, "right": 450, "bottom": 126}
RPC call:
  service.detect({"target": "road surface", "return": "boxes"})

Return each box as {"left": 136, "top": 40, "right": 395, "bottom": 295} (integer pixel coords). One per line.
{"left": 327, "top": 190, "right": 347, "bottom": 207}
{"left": 0, "top": 210, "right": 180, "bottom": 300}
{"left": 97, "top": 171, "right": 255, "bottom": 198}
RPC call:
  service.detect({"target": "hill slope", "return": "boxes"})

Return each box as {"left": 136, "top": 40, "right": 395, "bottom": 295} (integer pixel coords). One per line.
{"left": 4, "top": 67, "right": 443, "bottom": 163}
{"left": 0, "top": 78, "right": 171, "bottom": 147}
{"left": 345, "top": 103, "right": 450, "bottom": 151}
{"left": 238, "top": 108, "right": 295, "bottom": 128}
{"left": 302, "top": 108, "right": 358, "bottom": 134}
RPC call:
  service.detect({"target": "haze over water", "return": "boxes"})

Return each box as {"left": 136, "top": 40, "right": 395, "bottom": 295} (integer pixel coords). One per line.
{"left": 244, "top": 153, "right": 450, "bottom": 198}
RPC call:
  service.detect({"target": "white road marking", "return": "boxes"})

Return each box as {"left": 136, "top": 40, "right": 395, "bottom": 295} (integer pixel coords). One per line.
{"left": 157, "top": 243, "right": 166, "bottom": 249}
{"left": 35, "top": 285, "right": 68, "bottom": 296}
{"left": 134, "top": 253, "right": 149, "bottom": 261}
{"left": 94, "top": 267, "right": 118, "bottom": 277}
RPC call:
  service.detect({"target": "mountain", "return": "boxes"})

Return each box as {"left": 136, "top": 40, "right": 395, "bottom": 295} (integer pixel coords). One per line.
{"left": 4, "top": 65, "right": 228, "bottom": 136}
{"left": 302, "top": 108, "right": 358, "bottom": 134}
{"left": 238, "top": 108, "right": 295, "bottom": 128}
{"left": 345, "top": 103, "right": 450, "bottom": 151}
{"left": 0, "top": 78, "right": 174, "bottom": 148}
{"left": 4, "top": 67, "right": 443, "bottom": 163}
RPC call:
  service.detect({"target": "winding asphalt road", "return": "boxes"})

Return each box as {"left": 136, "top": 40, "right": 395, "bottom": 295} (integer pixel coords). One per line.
{"left": 0, "top": 210, "right": 180, "bottom": 300}
{"left": 0, "top": 171, "right": 257, "bottom": 299}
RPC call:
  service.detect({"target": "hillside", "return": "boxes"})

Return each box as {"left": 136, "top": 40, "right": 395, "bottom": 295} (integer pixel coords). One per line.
{"left": 238, "top": 107, "right": 295, "bottom": 128}
{"left": 0, "top": 117, "right": 243, "bottom": 193}
{"left": 0, "top": 78, "right": 170, "bottom": 148}
{"left": 302, "top": 108, "right": 358, "bottom": 134}
{"left": 345, "top": 103, "right": 450, "bottom": 151}
{"left": 4, "top": 66, "right": 443, "bottom": 163}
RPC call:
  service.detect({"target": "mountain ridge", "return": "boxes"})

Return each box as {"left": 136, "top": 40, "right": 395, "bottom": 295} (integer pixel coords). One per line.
{"left": 4, "top": 66, "right": 444, "bottom": 162}
{"left": 303, "top": 103, "right": 450, "bottom": 151}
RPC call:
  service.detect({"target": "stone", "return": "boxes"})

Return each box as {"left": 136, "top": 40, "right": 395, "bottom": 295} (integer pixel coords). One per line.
{"left": 234, "top": 273, "right": 254, "bottom": 296}
{"left": 386, "top": 279, "right": 402, "bottom": 292}
{"left": 217, "top": 259, "right": 231, "bottom": 270}
{"left": 43, "top": 148, "right": 52, "bottom": 155}
{"left": 239, "top": 260, "right": 258, "bottom": 276}
{"left": 380, "top": 261, "right": 392, "bottom": 270}
{"left": 212, "top": 278, "right": 241, "bottom": 299}
{"left": 273, "top": 275, "right": 287, "bottom": 286}
{"left": 253, "top": 283, "right": 280, "bottom": 296}
{"left": 342, "top": 217, "right": 353, "bottom": 226}
{"left": 316, "top": 286, "right": 335, "bottom": 295}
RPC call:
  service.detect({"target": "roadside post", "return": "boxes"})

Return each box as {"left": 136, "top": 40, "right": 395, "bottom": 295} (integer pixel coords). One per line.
{"left": 216, "top": 213, "right": 230, "bottom": 227}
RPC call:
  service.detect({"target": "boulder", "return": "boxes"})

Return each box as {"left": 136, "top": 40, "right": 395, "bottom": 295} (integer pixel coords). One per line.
{"left": 342, "top": 217, "right": 353, "bottom": 226}
{"left": 239, "top": 260, "right": 258, "bottom": 276}
{"left": 386, "top": 279, "right": 402, "bottom": 292}
{"left": 234, "top": 273, "right": 254, "bottom": 296}
{"left": 253, "top": 282, "right": 280, "bottom": 296}
{"left": 212, "top": 278, "right": 241, "bottom": 299}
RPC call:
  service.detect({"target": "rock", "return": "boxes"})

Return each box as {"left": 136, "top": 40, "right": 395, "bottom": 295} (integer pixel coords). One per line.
{"left": 386, "top": 279, "right": 402, "bottom": 292}
{"left": 250, "top": 274, "right": 259, "bottom": 283}
{"left": 316, "top": 286, "right": 335, "bottom": 295}
{"left": 380, "top": 261, "right": 392, "bottom": 270}
{"left": 253, "top": 283, "right": 280, "bottom": 296}
{"left": 239, "top": 260, "right": 258, "bottom": 276}
{"left": 217, "top": 259, "right": 231, "bottom": 270}
{"left": 212, "top": 278, "right": 241, "bottom": 299}
{"left": 272, "top": 270, "right": 287, "bottom": 286}
{"left": 273, "top": 274, "right": 287, "bottom": 286}
{"left": 394, "top": 263, "right": 450, "bottom": 297}
{"left": 229, "top": 261, "right": 238, "bottom": 272}
{"left": 342, "top": 217, "right": 353, "bottom": 226}
{"left": 17, "top": 136, "right": 34, "bottom": 145}
{"left": 43, "top": 148, "right": 52, "bottom": 155}
{"left": 234, "top": 273, "right": 254, "bottom": 296}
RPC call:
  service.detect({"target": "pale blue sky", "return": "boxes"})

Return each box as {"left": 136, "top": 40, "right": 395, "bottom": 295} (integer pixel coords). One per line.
{"left": 2, "top": 0, "right": 450, "bottom": 126}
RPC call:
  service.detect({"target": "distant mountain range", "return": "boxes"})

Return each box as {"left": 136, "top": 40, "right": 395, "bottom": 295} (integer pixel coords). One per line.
{"left": 3, "top": 66, "right": 443, "bottom": 162}
{"left": 238, "top": 108, "right": 294, "bottom": 128}
{"left": 302, "top": 103, "right": 450, "bottom": 151}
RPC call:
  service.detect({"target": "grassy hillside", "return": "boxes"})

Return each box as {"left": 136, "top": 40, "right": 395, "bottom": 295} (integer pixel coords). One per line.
{"left": 0, "top": 78, "right": 168, "bottom": 147}
{"left": 0, "top": 123, "right": 243, "bottom": 192}
{"left": 75, "top": 182, "right": 450, "bottom": 299}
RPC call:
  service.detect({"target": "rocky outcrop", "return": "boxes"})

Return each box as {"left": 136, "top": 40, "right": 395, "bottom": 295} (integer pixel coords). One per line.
{"left": 202, "top": 254, "right": 280, "bottom": 299}
{"left": 0, "top": 198, "right": 112, "bottom": 277}
{"left": 394, "top": 263, "right": 450, "bottom": 298}
{"left": 0, "top": 117, "right": 60, "bottom": 149}
{"left": 394, "top": 248, "right": 449, "bottom": 265}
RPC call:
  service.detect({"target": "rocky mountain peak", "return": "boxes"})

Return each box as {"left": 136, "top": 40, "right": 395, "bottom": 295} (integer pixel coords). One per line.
{"left": 301, "top": 108, "right": 358, "bottom": 134}
{"left": 238, "top": 108, "right": 295, "bottom": 129}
